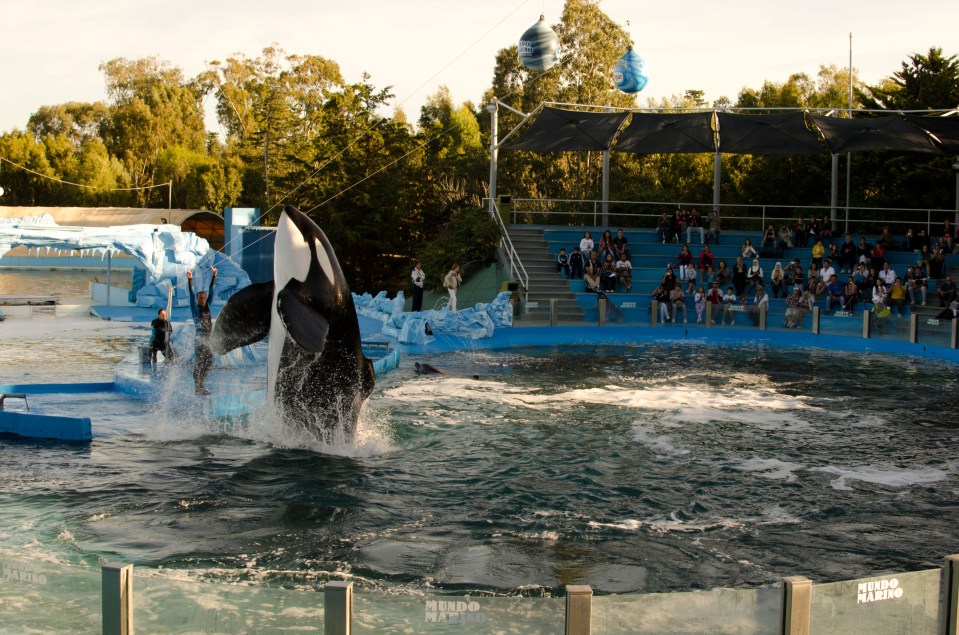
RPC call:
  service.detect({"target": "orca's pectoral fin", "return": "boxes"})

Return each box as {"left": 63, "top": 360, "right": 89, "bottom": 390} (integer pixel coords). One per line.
{"left": 277, "top": 288, "right": 330, "bottom": 354}
{"left": 210, "top": 281, "right": 275, "bottom": 354}
{"left": 361, "top": 356, "right": 376, "bottom": 398}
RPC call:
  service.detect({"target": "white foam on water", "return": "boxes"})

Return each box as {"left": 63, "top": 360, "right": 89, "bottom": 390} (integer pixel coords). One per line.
{"left": 630, "top": 424, "right": 690, "bottom": 457}
{"left": 588, "top": 519, "right": 644, "bottom": 531}
{"left": 810, "top": 465, "right": 951, "bottom": 491}
{"left": 734, "top": 457, "right": 805, "bottom": 482}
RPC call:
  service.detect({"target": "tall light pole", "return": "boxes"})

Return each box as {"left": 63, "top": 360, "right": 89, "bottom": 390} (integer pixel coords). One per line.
{"left": 844, "top": 32, "right": 853, "bottom": 233}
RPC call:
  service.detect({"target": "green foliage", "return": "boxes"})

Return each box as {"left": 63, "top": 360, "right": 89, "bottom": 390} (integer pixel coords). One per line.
{"left": 414, "top": 208, "right": 501, "bottom": 292}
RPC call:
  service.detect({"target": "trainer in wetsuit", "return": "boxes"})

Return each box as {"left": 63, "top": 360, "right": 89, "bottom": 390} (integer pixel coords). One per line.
{"left": 186, "top": 267, "right": 217, "bottom": 395}
{"left": 149, "top": 308, "right": 176, "bottom": 364}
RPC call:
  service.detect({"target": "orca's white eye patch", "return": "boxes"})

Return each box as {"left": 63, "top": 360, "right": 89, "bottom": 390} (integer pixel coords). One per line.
{"left": 315, "top": 238, "right": 335, "bottom": 284}
{"left": 276, "top": 212, "right": 313, "bottom": 285}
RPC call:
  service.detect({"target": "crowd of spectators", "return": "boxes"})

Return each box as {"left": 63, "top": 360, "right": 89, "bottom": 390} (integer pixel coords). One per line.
{"left": 557, "top": 217, "right": 958, "bottom": 327}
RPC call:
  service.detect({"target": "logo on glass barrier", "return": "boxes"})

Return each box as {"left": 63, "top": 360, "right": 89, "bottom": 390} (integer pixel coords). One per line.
{"left": 0, "top": 561, "right": 48, "bottom": 586}
{"left": 424, "top": 600, "right": 486, "bottom": 623}
{"left": 857, "top": 577, "right": 902, "bottom": 603}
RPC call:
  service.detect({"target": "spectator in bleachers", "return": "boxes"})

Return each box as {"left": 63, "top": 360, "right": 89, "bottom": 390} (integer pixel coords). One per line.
{"left": 843, "top": 277, "right": 859, "bottom": 313}
{"left": 811, "top": 239, "right": 825, "bottom": 268}
{"left": 807, "top": 262, "right": 821, "bottom": 284}
{"left": 871, "top": 241, "right": 887, "bottom": 273}
{"left": 583, "top": 251, "right": 600, "bottom": 291}
{"left": 826, "top": 275, "right": 845, "bottom": 313}
{"left": 801, "top": 286, "right": 817, "bottom": 313}
{"left": 820, "top": 216, "right": 833, "bottom": 241}
{"left": 673, "top": 209, "right": 687, "bottom": 240}
{"left": 806, "top": 275, "right": 827, "bottom": 301}
{"left": 661, "top": 266, "right": 679, "bottom": 291}
{"left": 652, "top": 284, "right": 671, "bottom": 323}
{"left": 694, "top": 285, "right": 707, "bottom": 323}
{"left": 929, "top": 243, "right": 946, "bottom": 279}
{"left": 918, "top": 243, "right": 932, "bottom": 269}
{"left": 742, "top": 238, "right": 758, "bottom": 260}
{"left": 706, "top": 210, "right": 721, "bottom": 245}
{"left": 748, "top": 285, "right": 769, "bottom": 325}
{"left": 706, "top": 281, "right": 723, "bottom": 324}
{"left": 732, "top": 257, "right": 748, "bottom": 296}
{"left": 615, "top": 252, "right": 633, "bottom": 292}
{"left": 760, "top": 225, "right": 779, "bottom": 258}
{"left": 657, "top": 212, "right": 672, "bottom": 244}
{"left": 677, "top": 244, "right": 693, "bottom": 281}
{"left": 613, "top": 229, "right": 630, "bottom": 258}
{"left": 827, "top": 242, "right": 840, "bottom": 265}
{"left": 916, "top": 229, "right": 931, "bottom": 251}
{"left": 715, "top": 261, "right": 730, "bottom": 287}
{"left": 670, "top": 284, "right": 687, "bottom": 323}
{"left": 685, "top": 265, "right": 697, "bottom": 294}
{"left": 857, "top": 237, "right": 873, "bottom": 268}
{"left": 906, "top": 264, "right": 928, "bottom": 306}
{"left": 770, "top": 262, "right": 785, "bottom": 298}
{"left": 687, "top": 208, "right": 704, "bottom": 244}
{"left": 877, "top": 226, "right": 895, "bottom": 250}
{"left": 887, "top": 278, "right": 908, "bottom": 316}
{"left": 878, "top": 262, "right": 897, "bottom": 289}
{"left": 746, "top": 259, "right": 764, "bottom": 293}
{"left": 872, "top": 278, "right": 888, "bottom": 309}
{"left": 579, "top": 231, "right": 594, "bottom": 260}
{"left": 556, "top": 248, "right": 570, "bottom": 278}
{"left": 703, "top": 264, "right": 717, "bottom": 287}
{"left": 601, "top": 253, "right": 618, "bottom": 292}
{"left": 808, "top": 217, "right": 821, "bottom": 244}
{"left": 853, "top": 263, "right": 872, "bottom": 300}
{"left": 937, "top": 276, "right": 956, "bottom": 307}
{"left": 569, "top": 246, "right": 585, "bottom": 280}
{"left": 599, "top": 230, "right": 616, "bottom": 262}
{"left": 903, "top": 228, "right": 917, "bottom": 251}
{"left": 937, "top": 299, "right": 959, "bottom": 320}
{"left": 779, "top": 224, "right": 794, "bottom": 251}
{"left": 698, "top": 244, "right": 714, "bottom": 272}
{"left": 820, "top": 259, "right": 836, "bottom": 282}
{"left": 795, "top": 216, "right": 809, "bottom": 248}
{"left": 784, "top": 287, "right": 805, "bottom": 328}
{"left": 721, "top": 286, "right": 738, "bottom": 325}
{"left": 786, "top": 261, "right": 805, "bottom": 293}
{"left": 941, "top": 221, "right": 955, "bottom": 253}
{"left": 837, "top": 234, "right": 857, "bottom": 274}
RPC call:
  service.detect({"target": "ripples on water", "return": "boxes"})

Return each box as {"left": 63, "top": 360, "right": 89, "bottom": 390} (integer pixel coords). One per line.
{"left": 1, "top": 340, "right": 959, "bottom": 596}
{"left": 0, "top": 269, "right": 131, "bottom": 298}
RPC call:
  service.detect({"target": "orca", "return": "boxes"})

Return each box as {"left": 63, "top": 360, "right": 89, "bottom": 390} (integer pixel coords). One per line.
{"left": 414, "top": 362, "right": 446, "bottom": 375}
{"left": 210, "top": 205, "right": 375, "bottom": 441}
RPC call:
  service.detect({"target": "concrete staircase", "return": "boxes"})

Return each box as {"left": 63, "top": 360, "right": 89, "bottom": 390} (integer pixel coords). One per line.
{"left": 506, "top": 225, "right": 585, "bottom": 321}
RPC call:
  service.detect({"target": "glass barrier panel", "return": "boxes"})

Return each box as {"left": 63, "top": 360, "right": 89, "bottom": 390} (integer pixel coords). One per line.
{"left": 0, "top": 557, "right": 101, "bottom": 632}
{"left": 352, "top": 592, "right": 565, "bottom": 634}
{"left": 917, "top": 315, "right": 955, "bottom": 349}
{"left": 135, "top": 573, "right": 324, "bottom": 633}
{"left": 818, "top": 305, "right": 866, "bottom": 339}
{"left": 810, "top": 568, "right": 941, "bottom": 634}
{"left": 592, "top": 586, "right": 780, "bottom": 634}
{"left": 865, "top": 304, "right": 912, "bottom": 342}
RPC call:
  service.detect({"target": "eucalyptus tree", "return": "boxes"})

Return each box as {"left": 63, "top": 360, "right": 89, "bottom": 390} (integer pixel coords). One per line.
{"left": 201, "top": 47, "right": 345, "bottom": 216}
{"left": 99, "top": 56, "right": 207, "bottom": 206}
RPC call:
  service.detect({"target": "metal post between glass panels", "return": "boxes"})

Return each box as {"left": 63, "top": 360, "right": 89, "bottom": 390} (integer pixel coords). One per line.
{"left": 102, "top": 563, "right": 133, "bottom": 635}
{"left": 862, "top": 310, "right": 870, "bottom": 339}
{"left": 550, "top": 298, "right": 558, "bottom": 327}
{"left": 910, "top": 314, "right": 919, "bottom": 344}
{"left": 780, "top": 576, "right": 811, "bottom": 635}
{"left": 565, "top": 585, "right": 592, "bottom": 635}
{"left": 650, "top": 300, "right": 658, "bottom": 326}
{"left": 952, "top": 318, "right": 959, "bottom": 349}
{"left": 598, "top": 298, "right": 607, "bottom": 327}
{"left": 812, "top": 307, "right": 820, "bottom": 335}
{"left": 325, "top": 581, "right": 353, "bottom": 635}
{"left": 705, "top": 302, "right": 712, "bottom": 328}
{"left": 946, "top": 555, "right": 959, "bottom": 635}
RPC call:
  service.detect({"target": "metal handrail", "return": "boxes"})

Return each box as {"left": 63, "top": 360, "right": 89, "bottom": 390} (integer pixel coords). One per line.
{"left": 505, "top": 198, "right": 959, "bottom": 237}
{"left": 486, "top": 199, "right": 529, "bottom": 301}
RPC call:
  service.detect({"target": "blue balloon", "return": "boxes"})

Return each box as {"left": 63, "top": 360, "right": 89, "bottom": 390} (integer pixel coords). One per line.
{"left": 518, "top": 15, "right": 560, "bottom": 72}
{"left": 613, "top": 48, "right": 648, "bottom": 93}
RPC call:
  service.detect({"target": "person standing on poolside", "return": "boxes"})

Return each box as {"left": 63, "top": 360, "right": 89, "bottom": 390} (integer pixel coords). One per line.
{"left": 149, "top": 308, "right": 176, "bottom": 365}
{"left": 444, "top": 264, "right": 462, "bottom": 311}
{"left": 187, "top": 268, "right": 216, "bottom": 395}
{"left": 411, "top": 261, "right": 426, "bottom": 312}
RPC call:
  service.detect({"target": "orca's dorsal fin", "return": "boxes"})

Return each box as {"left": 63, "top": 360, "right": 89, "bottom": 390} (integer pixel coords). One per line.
{"left": 277, "top": 287, "right": 330, "bottom": 354}
{"left": 210, "top": 281, "right": 274, "bottom": 354}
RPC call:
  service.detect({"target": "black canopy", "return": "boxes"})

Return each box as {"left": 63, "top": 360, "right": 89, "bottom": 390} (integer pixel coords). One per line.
{"left": 502, "top": 107, "right": 629, "bottom": 152}
{"left": 905, "top": 115, "right": 959, "bottom": 154}
{"left": 809, "top": 115, "right": 944, "bottom": 154}
{"left": 614, "top": 112, "right": 715, "bottom": 153}
{"left": 716, "top": 112, "right": 823, "bottom": 155}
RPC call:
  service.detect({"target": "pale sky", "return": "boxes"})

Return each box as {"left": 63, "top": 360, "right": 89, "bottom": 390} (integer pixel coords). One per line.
{"left": 1, "top": 0, "right": 957, "bottom": 134}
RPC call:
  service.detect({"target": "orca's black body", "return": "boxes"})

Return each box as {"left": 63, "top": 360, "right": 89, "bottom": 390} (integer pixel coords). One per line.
{"left": 211, "top": 206, "right": 375, "bottom": 440}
